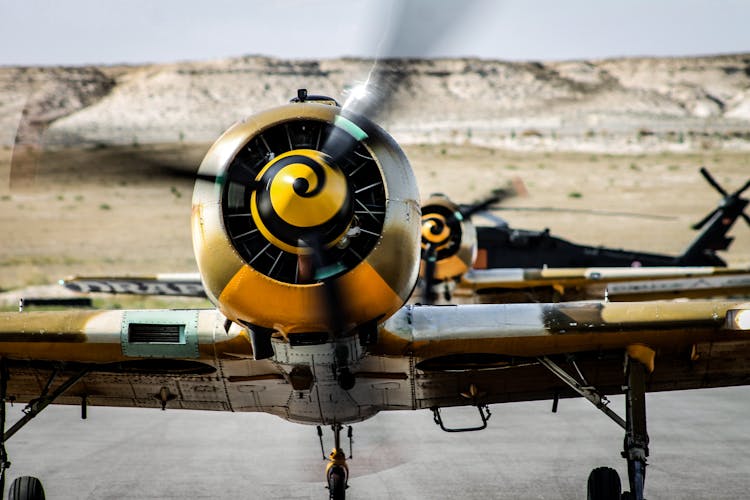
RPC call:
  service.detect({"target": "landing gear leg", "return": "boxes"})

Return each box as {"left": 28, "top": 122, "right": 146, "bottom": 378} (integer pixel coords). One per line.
{"left": 622, "top": 355, "right": 649, "bottom": 500}
{"left": 0, "top": 361, "right": 46, "bottom": 500}
{"left": 540, "top": 351, "right": 653, "bottom": 500}
{"left": 0, "top": 362, "right": 89, "bottom": 500}
{"left": 324, "top": 424, "right": 349, "bottom": 500}
{"left": 0, "top": 359, "right": 10, "bottom": 498}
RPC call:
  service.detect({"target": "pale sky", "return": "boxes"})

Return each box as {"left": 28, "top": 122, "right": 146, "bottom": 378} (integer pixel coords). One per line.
{"left": 1, "top": 0, "right": 749, "bottom": 66}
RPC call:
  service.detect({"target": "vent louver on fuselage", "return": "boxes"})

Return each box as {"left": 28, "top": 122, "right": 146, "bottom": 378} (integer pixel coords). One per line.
{"left": 128, "top": 323, "right": 183, "bottom": 343}
{"left": 221, "top": 119, "right": 386, "bottom": 283}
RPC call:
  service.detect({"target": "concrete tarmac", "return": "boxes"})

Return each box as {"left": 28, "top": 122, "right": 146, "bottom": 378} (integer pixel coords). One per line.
{"left": 3, "top": 386, "right": 749, "bottom": 499}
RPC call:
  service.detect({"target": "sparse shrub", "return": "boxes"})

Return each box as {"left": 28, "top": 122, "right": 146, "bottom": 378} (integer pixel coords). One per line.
{"left": 521, "top": 129, "right": 542, "bottom": 138}
{"left": 568, "top": 191, "right": 583, "bottom": 199}
{"left": 99, "top": 203, "right": 111, "bottom": 210}
{"left": 637, "top": 129, "right": 654, "bottom": 138}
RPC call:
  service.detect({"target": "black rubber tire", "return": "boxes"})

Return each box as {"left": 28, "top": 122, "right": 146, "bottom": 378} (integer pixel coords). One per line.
{"left": 587, "top": 466, "right": 621, "bottom": 500}
{"left": 8, "top": 476, "right": 45, "bottom": 500}
{"left": 328, "top": 467, "right": 346, "bottom": 500}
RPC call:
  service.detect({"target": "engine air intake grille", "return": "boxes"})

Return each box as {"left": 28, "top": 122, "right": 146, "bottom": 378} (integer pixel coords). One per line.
{"left": 221, "top": 119, "right": 386, "bottom": 284}
{"left": 128, "top": 323, "right": 183, "bottom": 343}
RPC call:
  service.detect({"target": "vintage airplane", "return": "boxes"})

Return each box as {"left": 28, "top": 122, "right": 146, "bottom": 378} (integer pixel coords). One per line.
{"left": 2, "top": 90, "right": 750, "bottom": 500}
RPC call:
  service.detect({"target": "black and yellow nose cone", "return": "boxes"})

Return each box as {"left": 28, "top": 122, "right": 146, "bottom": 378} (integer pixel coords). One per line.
{"left": 252, "top": 149, "right": 353, "bottom": 254}
{"left": 421, "top": 213, "right": 454, "bottom": 251}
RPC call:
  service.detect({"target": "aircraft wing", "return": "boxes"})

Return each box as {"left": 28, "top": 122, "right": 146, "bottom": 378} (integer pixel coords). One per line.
{"left": 0, "top": 309, "right": 281, "bottom": 413}
{"left": 60, "top": 273, "right": 205, "bottom": 297}
{"left": 461, "top": 266, "right": 750, "bottom": 302}
{"left": 371, "top": 300, "right": 750, "bottom": 412}
{"left": 1, "top": 301, "right": 749, "bottom": 419}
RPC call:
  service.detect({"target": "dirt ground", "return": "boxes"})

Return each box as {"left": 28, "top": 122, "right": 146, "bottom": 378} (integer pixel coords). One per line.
{"left": 0, "top": 142, "right": 748, "bottom": 294}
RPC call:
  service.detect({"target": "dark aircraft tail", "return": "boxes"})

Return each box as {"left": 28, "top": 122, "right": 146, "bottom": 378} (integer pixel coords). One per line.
{"left": 678, "top": 167, "right": 750, "bottom": 265}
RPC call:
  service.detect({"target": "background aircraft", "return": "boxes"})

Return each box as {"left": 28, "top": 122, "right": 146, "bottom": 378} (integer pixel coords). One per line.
{"left": 417, "top": 183, "right": 750, "bottom": 304}
{"left": 475, "top": 167, "right": 750, "bottom": 269}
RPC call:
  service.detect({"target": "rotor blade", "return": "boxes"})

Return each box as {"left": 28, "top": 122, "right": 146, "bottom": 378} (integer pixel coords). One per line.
{"left": 733, "top": 178, "right": 750, "bottom": 198}
{"left": 691, "top": 208, "right": 720, "bottom": 230}
{"left": 742, "top": 212, "right": 750, "bottom": 228}
{"left": 460, "top": 194, "right": 504, "bottom": 219}
{"left": 700, "top": 167, "right": 729, "bottom": 197}
{"left": 459, "top": 178, "right": 527, "bottom": 219}
{"left": 488, "top": 206, "right": 678, "bottom": 221}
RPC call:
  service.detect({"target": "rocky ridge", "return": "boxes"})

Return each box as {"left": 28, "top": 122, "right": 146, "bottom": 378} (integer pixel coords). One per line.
{"left": 1, "top": 54, "right": 750, "bottom": 152}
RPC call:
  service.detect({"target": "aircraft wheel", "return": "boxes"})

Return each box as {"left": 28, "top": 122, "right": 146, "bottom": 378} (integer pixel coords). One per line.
{"left": 8, "top": 476, "right": 46, "bottom": 500}
{"left": 587, "top": 467, "right": 621, "bottom": 500}
{"left": 328, "top": 466, "right": 346, "bottom": 500}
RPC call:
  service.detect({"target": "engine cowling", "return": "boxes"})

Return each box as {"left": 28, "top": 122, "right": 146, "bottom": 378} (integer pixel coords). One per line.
{"left": 191, "top": 100, "right": 421, "bottom": 335}
{"left": 420, "top": 194, "right": 477, "bottom": 281}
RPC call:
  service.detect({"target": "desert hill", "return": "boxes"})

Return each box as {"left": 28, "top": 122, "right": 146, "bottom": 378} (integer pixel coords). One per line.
{"left": 1, "top": 54, "right": 750, "bottom": 152}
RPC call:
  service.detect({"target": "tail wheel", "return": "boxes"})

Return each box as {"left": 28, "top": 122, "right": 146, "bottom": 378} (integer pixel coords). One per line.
{"left": 587, "top": 467, "right": 621, "bottom": 500}
{"left": 328, "top": 466, "right": 347, "bottom": 500}
{"left": 8, "top": 476, "right": 46, "bottom": 500}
